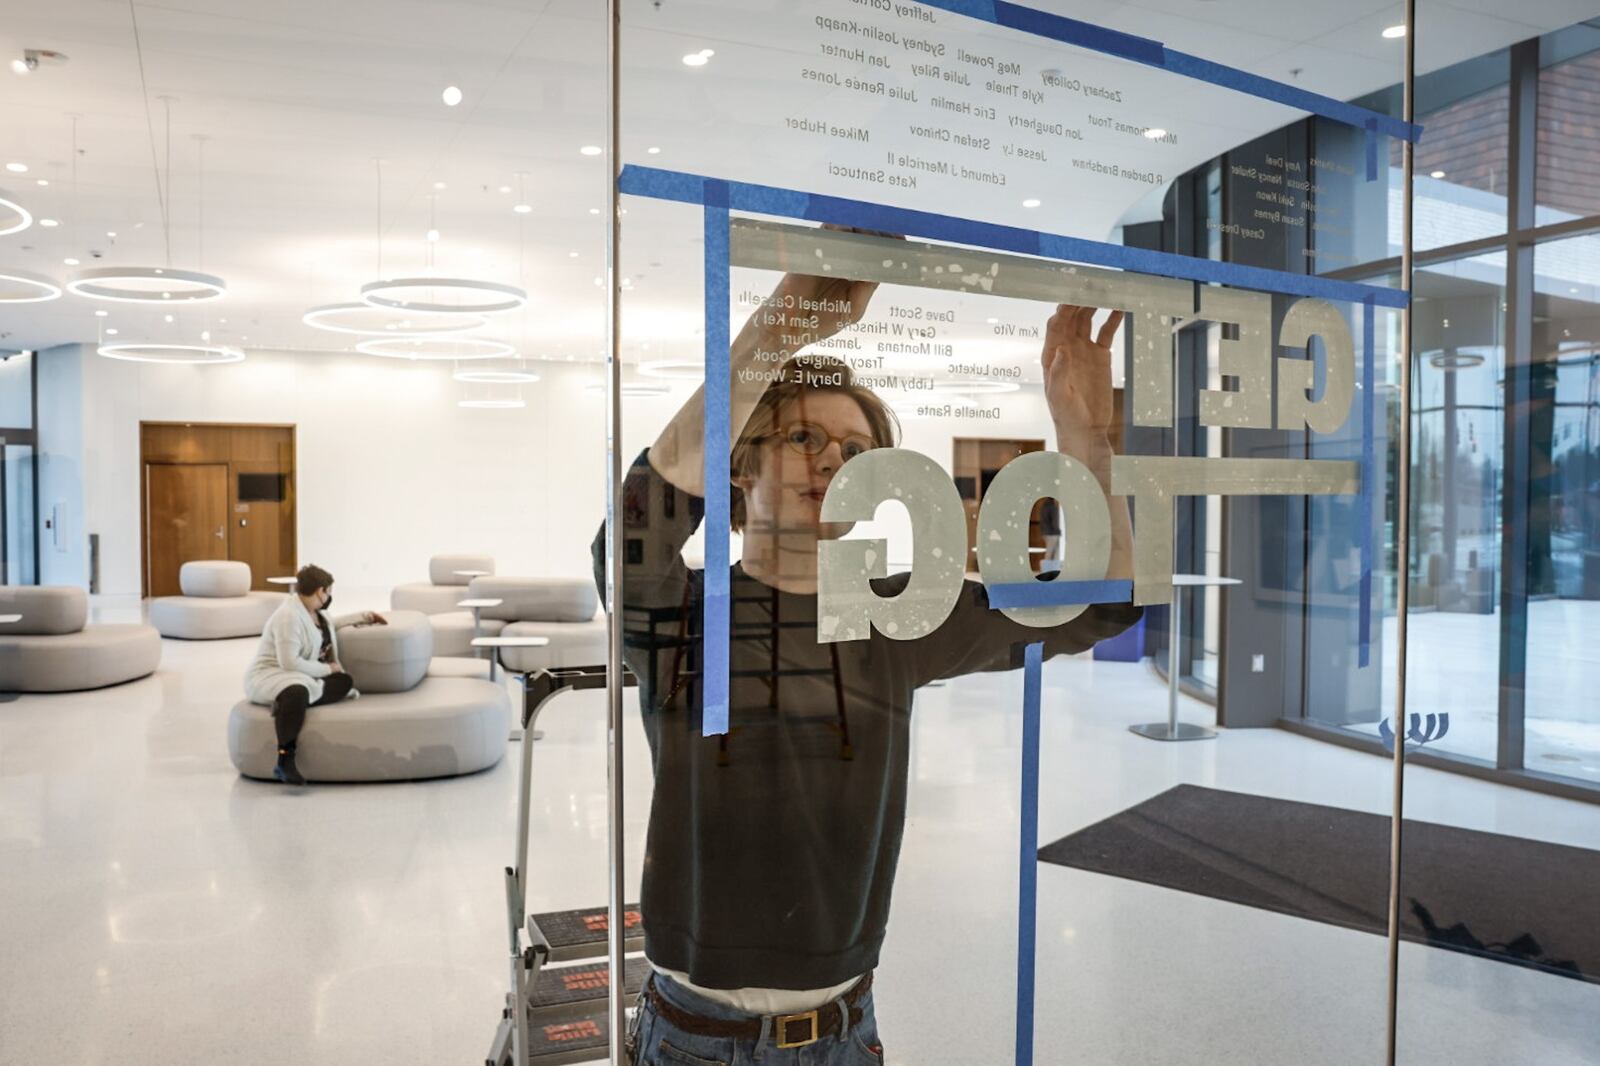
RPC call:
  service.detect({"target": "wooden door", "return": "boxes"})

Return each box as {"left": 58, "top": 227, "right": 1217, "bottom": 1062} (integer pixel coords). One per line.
{"left": 146, "top": 463, "right": 229, "bottom": 596}
{"left": 230, "top": 461, "right": 295, "bottom": 588}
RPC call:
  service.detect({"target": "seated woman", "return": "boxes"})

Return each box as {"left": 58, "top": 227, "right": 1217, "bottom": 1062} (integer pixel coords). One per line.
{"left": 243, "top": 563, "right": 384, "bottom": 785}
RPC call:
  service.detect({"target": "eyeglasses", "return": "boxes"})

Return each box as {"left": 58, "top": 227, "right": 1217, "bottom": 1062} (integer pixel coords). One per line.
{"left": 771, "top": 421, "right": 876, "bottom": 461}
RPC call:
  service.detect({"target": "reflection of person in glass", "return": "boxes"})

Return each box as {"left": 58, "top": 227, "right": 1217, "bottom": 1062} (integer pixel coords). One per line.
{"left": 597, "top": 261, "right": 1139, "bottom": 1064}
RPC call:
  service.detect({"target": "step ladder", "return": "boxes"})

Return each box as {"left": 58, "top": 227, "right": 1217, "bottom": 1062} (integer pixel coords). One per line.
{"left": 485, "top": 664, "right": 640, "bottom": 1066}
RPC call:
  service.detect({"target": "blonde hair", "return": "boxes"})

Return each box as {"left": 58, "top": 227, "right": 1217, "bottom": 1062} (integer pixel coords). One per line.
{"left": 729, "top": 355, "right": 898, "bottom": 532}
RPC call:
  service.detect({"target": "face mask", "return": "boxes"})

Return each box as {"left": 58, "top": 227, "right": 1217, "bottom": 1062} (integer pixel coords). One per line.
{"left": 321, "top": 592, "right": 333, "bottom": 611}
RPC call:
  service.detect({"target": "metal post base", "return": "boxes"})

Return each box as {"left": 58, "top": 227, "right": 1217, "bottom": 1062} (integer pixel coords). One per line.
{"left": 508, "top": 728, "right": 546, "bottom": 742}
{"left": 0, "top": 692, "right": 18, "bottom": 703}
{"left": 1129, "top": 722, "right": 1216, "bottom": 741}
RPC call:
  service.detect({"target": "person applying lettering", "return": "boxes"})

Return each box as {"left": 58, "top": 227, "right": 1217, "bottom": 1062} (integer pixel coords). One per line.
{"left": 595, "top": 245, "right": 1140, "bottom": 1065}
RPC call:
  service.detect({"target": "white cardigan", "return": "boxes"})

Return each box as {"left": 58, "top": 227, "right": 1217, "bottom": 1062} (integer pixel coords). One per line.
{"left": 244, "top": 597, "right": 365, "bottom": 705}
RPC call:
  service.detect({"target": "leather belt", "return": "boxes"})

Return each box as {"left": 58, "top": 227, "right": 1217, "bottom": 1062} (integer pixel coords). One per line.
{"left": 643, "top": 972, "right": 873, "bottom": 1050}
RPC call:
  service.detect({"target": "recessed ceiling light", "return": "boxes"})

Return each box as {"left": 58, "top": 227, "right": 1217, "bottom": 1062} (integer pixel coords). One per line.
{"left": 647, "top": 146, "right": 661, "bottom": 155}
{"left": 106, "top": 231, "right": 116, "bottom": 238}
{"left": 105, "top": 327, "right": 118, "bottom": 335}
{"left": 986, "top": 317, "right": 999, "bottom": 324}
{"left": 38, "top": 217, "right": 58, "bottom": 227}
{"left": 682, "top": 52, "right": 710, "bottom": 67}
{"left": 580, "top": 145, "right": 602, "bottom": 156}
{"left": 589, "top": 207, "right": 600, "bottom": 215}
{"left": 63, "top": 257, "right": 78, "bottom": 265}
{"left": 432, "top": 181, "right": 446, "bottom": 190}
{"left": 1022, "top": 198, "right": 1041, "bottom": 208}
{"left": 441, "top": 85, "right": 463, "bottom": 106}
{"left": 36, "top": 178, "right": 48, "bottom": 186}
{"left": 94, "top": 309, "right": 107, "bottom": 317}
{"left": 498, "top": 185, "right": 512, "bottom": 193}
{"left": 1382, "top": 24, "right": 1406, "bottom": 38}
{"left": 513, "top": 203, "right": 532, "bottom": 214}
{"left": 569, "top": 251, "right": 579, "bottom": 258}
{"left": 163, "top": 313, "right": 173, "bottom": 323}
{"left": 1429, "top": 169, "right": 1446, "bottom": 179}
{"left": 1143, "top": 127, "right": 1167, "bottom": 139}
{"left": 5, "top": 162, "right": 27, "bottom": 173}
{"left": 426, "top": 228, "right": 440, "bottom": 242}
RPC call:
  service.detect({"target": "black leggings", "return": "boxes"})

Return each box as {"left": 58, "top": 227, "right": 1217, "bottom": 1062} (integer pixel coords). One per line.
{"left": 272, "top": 673, "right": 355, "bottom": 749}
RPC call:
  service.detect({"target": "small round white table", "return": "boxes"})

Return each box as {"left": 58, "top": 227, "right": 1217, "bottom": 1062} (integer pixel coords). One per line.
{"left": 472, "top": 636, "right": 552, "bottom": 740}
{"left": 1129, "top": 574, "right": 1242, "bottom": 742}
{"left": 0, "top": 613, "right": 21, "bottom": 703}
{"left": 266, "top": 576, "right": 297, "bottom": 587}
{"left": 453, "top": 569, "right": 491, "bottom": 580}
{"left": 458, "top": 598, "right": 505, "bottom": 679}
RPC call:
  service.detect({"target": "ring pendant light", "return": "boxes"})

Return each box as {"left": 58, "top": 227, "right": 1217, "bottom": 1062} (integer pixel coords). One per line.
{"left": 453, "top": 362, "right": 541, "bottom": 384}
{"left": 360, "top": 277, "right": 527, "bottom": 316}
{"left": 303, "top": 302, "right": 488, "bottom": 337}
{"left": 638, "top": 359, "right": 703, "bottom": 380}
{"left": 71, "top": 98, "right": 228, "bottom": 304}
{"left": 0, "top": 194, "right": 32, "bottom": 236}
{"left": 97, "top": 342, "right": 245, "bottom": 365}
{"left": 68, "top": 265, "right": 226, "bottom": 303}
{"left": 0, "top": 269, "right": 64, "bottom": 303}
{"left": 355, "top": 336, "right": 515, "bottom": 361}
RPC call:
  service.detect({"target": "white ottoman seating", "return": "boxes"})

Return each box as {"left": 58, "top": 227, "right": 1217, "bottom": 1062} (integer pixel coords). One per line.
{"left": 228, "top": 608, "right": 508, "bottom": 783}
{"left": 148, "top": 561, "right": 283, "bottom": 640}
{"left": 431, "top": 576, "right": 607, "bottom": 672}
{"left": 0, "top": 586, "right": 161, "bottom": 693}
{"left": 227, "top": 678, "right": 509, "bottom": 783}
{"left": 338, "top": 610, "right": 433, "bottom": 694}
{"left": 390, "top": 553, "right": 496, "bottom": 616}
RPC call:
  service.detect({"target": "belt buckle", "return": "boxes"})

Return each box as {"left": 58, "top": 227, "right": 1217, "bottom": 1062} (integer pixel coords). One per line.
{"left": 773, "top": 1009, "right": 819, "bottom": 1049}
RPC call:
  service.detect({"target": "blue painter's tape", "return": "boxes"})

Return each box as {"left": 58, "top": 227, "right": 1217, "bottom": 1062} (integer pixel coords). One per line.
{"left": 1359, "top": 295, "right": 1376, "bottom": 667}
{"left": 906, "top": 1, "right": 1421, "bottom": 142}
{"left": 702, "top": 190, "right": 731, "bottom": 736}
{"left": 1015, "top": 640, "right": 1044, "bottom": 1066}
{"left": 994, "top": 1, "right": 1164, "bottom": 65}
{"left": 987, "top": 579, "right": 1134, "bottom": 609}
{"left": 1366, "top": 119, "right": 1380, "bottom": 183}
{"left": 619, "top": 166, "right": 1410, "bottom": 311}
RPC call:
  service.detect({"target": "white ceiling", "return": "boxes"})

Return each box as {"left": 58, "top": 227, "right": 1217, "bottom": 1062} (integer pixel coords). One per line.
{"left": 0, "top": 0, "right": 1591, "bottom": 374}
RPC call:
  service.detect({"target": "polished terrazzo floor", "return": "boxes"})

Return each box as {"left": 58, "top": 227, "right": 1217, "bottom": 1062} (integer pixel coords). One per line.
{"left": 1, "top": 596, "right": 1596, "bottom": 1065}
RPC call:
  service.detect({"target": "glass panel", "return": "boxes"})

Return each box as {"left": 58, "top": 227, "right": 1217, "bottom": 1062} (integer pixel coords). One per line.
{"left": 1399, "top": 253, "right": 1506, "bottom": 764}
{"left": 0, "top": 350, "right": 32, "bottom": 428}
{"left": 3, "top": 443, "right": 37, "bottom": 585}
{"left": 1527, "top": 232, "right": 1600, "bottom": 782}
{"left": 1537, "top": 25, "right": 1600, "bottom": 223}
{"left": 619, "top": 5, "right": 1405, "bottom": 1065}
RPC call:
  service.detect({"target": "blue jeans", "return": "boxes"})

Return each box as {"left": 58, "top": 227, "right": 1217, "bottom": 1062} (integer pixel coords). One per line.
{"left": 627, "top": 973, "right": 886, "bottom": 1066}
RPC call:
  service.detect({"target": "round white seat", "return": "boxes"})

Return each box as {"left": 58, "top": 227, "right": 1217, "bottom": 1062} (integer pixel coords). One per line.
{"left": 180, "top": 560, "right": 253, "bottom": 598}
{"left": 149, "top": 591, "right": 283, "bottom": 640}
{"left": 0, "top": 624, "right": 161, "bottom": 692}
{"left": 338, "top": 610, "right": 432, "bottom": 693}
{"left": 390, "top": 582, "right": 475, "bottom": 616}
{"left": 227, "top": 677, "right": 509, "bottom": 782}
{"left": 498, "top": 617, "right": 609, "bottom": 672}
{"left": 430, "top": 611, "right": 508, "bottom": 657}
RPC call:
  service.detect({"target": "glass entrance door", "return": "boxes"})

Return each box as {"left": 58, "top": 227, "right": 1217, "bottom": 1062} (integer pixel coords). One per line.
{"left": 0, "top": 437, "right": 38, "bottom": 586}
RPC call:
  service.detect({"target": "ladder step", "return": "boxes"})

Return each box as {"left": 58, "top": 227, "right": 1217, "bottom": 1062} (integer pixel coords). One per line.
{"left": 528, "top": 956, "right": 649, "bottom": 1022}
{"left": 526, "top": 1007, "right": 614, "bottom": 1065}
{"left": 530, "top": 904, "right": 644, "bottom": 962}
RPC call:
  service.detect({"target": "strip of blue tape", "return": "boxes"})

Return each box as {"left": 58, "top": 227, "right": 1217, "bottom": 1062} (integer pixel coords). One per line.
{"left": 1359, "top": 295, "right": 1376, "bottom": 667}
{"left": 910, "top": 1, "right": 1421, "bottom": 143}
{"left": 988, "top": 579, "right": 1134, "bottom": 609}
{"left": 702, "top": 188, "right": 732, "bottom": 736}
{"left": 619, "top": 167, "right": 1409, "bottom": 311}
{"left": 1015, "top": 640, "right": 1044, "bottom": 1066}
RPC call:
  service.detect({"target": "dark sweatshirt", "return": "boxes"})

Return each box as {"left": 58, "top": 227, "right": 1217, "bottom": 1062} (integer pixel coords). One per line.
{"left": 593, "top": 449, "right": 1141, "bottom": 990}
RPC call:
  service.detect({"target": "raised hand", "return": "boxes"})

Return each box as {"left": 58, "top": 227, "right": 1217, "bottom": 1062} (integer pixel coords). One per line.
{"left": 1041, "top": 304, "right": 1124, "bottom": 463}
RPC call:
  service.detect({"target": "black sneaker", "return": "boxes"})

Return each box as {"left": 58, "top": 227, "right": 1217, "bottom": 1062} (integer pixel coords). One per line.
{"left": 273, "top": 750, "right": 307, "bottom": 786}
